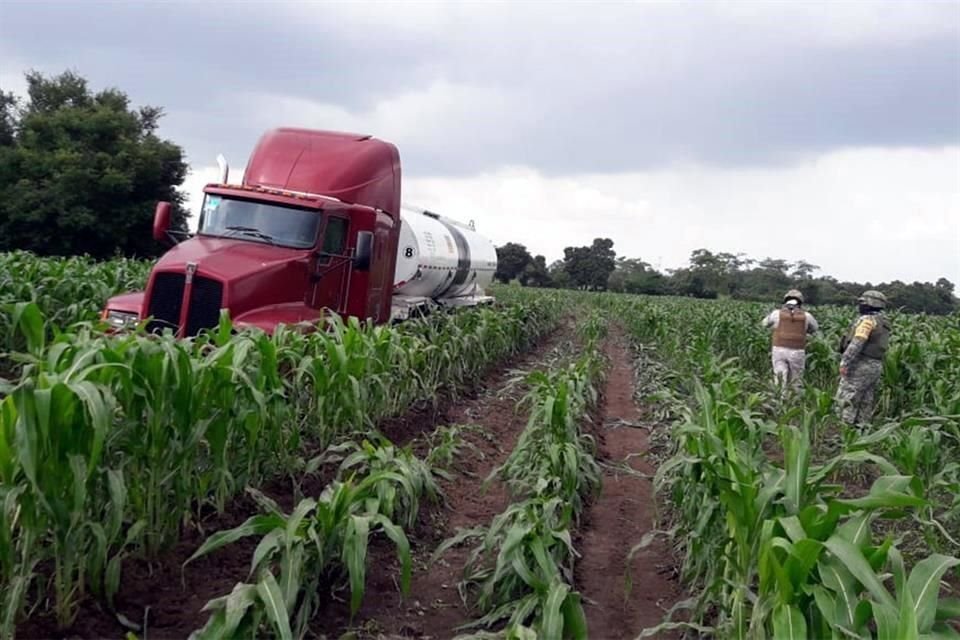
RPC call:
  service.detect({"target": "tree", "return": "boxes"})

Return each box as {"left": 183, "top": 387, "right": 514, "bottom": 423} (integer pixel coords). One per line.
{"left": 562, "top": 238, "right": 616, "bottom": 290}
{"left": 494, "top": 242, "right": 533, "bottom": 283}
{"left": 0, "top": 70, "right": 188, "bottom": 258}
{"left": 520, "top": 254, "right": 551, "bottom": 288}
{"left": 0, "top": 90, "right": 16, "bottom": 146}
{"left": 792, "top": 260, "right": 820, "bottom": 280}
{"left": 687, "top": 248, "right": 732, "bottom": 296}
{"left": 608, "top": 257, "right": 670, "bottom": 295}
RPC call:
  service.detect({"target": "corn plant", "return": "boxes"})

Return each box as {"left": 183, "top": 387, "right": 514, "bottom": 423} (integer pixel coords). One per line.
{"left": 336, "top": 437, "right": 440, "bottom": 529}
{"left": 423, "top": 424, "right": 486, "bottom": 475}
{"left": 188, "top": 431, "right": 448, "bottom": 639}
{"left": 187, "top": 475, "right": 413, "bottom": 640}
{"left": 435, "top": 496, "right": 587, "bottom": 639}
{"left": 492, "top": 359, "right": 602, "bottom": 518}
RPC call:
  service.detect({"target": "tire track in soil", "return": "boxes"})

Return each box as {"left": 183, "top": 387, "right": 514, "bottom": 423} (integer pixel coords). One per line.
{"left": 311, "top": 320, "right": 578, "bottom": 639}
{"left": 576, "top": 326, "right": 681, "bottom": 639}
{"left": 14, "top": 324, "right": 569, "bottom": 640}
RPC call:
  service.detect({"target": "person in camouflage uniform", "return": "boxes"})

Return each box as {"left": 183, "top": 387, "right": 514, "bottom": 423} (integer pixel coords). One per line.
{"left": 836, "top": 290, "right": 891, "bottom": 425}
{"left": 762, "top": 289, "right": 819, "bottom": 391}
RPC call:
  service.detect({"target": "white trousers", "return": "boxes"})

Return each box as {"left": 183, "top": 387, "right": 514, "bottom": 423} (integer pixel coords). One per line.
{"left": 772, "top": 346, "right": 806, "bottom": 389}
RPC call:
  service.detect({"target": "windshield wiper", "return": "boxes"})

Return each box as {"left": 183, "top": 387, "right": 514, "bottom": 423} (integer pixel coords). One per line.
{"left": 223, "top": 225, "right": 276, "bottom": 245}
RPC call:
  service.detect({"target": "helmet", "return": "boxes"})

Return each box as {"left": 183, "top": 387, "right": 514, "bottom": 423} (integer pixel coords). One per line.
{"left": 783, "top": 289, "right": 804, "bottom": 304}
{"left": 858, "top": 290, "right": 887, "bottom": 309}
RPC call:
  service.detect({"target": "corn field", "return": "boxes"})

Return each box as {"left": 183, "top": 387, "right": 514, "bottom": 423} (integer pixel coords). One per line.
{"left": 604, "top": 295, "right": 960, "bottom": 639}
{"left": 2, "top": 254, "right": 958, "bottom": 639}
{"left": 0, "top": 254, "right": 563, "bottom": 638}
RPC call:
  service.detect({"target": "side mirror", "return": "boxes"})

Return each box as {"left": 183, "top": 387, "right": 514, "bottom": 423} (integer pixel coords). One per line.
{"left": 353, "top": 231, "right": 374, "bottom": 271}
{"left": 153, "top": 201, "right": 172, "bottom": 242}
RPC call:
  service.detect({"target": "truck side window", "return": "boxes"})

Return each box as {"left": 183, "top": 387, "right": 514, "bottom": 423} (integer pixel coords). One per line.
{"left": 321, "top": 217, "right": 348, "bottom": 261}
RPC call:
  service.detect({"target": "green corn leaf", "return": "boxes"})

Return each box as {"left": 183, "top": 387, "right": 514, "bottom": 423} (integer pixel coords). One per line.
{"left": 779, "top": 516, "right": 807, "bottom": 544}
{"left": 285, "top": 498, "right": 317, "bottom": 539}
{"left": 343, "top": 514, "right": 371, "bottom": 616}
{"left": 836, "top": 512, "right": 874, "bottom": 547}
{"left": 772, "top": 604, "right": 808, "bottom": 640}
{"left": 11, "top": 302, "right": 45, "bottom": 355}
{"left": 782, "top": 426, "right": 810, "bottom": 516}
{"left": 374, "top": 514, "right": 412, "bottom": 595}
{"left": 818, "top": 554, "right": 859, "bottom": 627}
{"left": 186, "top": 514, "right": 285, "bottom": 567}
{"left": 251, "top": 529, "right": 283, "bottom": 576}
{"left": 874, "top": 601, "right": 900, "bottom": 640}
{"left": 824, "top": 536, "right": 896, "bottom": 610}
{"left": 906, "top": 554, "right": 960, "bottom": 631}
{"left": 853, "top": 599, "right": 874, "bottom": 634}
{"left": 811, "top": 585, "right": 838, "bottom": 629}
{"left": 898, "top": 577, "right": 921, "bottom": 640}
{"left": 837, "top": 475, "right": 927, "bottom": 511}
{"left": 106, "top": 555, "right": 123, "bottom": 607}
{"left": 124, "top": 520, "right": 147, "bottom": 547}
{"left": 256, "top": 571, "right": 293, "bottom": 640}
{"left": 541, "top": 580, "right": 569, "bottom": 640}
{"left": 560, "top": 590, "right": 588, "bottom": 640}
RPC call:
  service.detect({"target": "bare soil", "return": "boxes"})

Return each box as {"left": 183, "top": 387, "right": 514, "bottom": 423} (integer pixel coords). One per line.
{"left": 576, "top": 327, "right": 681, "bottom": 639}
{"left": 14, "top": 327, "right": 566, "bottom": 640}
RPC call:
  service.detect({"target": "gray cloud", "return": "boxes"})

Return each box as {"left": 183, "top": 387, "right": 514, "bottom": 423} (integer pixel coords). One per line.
{"left": 1, "top": 1, "right": 958, "bottom": 176}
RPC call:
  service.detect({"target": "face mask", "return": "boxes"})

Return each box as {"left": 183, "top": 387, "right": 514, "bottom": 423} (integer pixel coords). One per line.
{"left": 858, "top": 304, "right": 874, "bottom": 315}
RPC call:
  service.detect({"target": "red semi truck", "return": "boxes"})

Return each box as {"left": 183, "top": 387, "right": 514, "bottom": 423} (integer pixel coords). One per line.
{"left": 102, "top": 128, "right": 498, "bottom": 336}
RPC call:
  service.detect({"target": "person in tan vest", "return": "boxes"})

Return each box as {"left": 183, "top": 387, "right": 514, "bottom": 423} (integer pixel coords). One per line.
{"left": 762, "top": 289, "right": 819, "bottom": 391}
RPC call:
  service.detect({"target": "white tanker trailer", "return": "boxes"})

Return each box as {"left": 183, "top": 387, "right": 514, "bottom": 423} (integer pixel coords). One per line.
{"left": 390, "top": 205, "right": 498, "bottom": 321}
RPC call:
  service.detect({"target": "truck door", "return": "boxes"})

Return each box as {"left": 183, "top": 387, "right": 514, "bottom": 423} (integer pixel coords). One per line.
{"left": 369, "top": 213, "right": 397, "bottom": 322}
{"left": 309, "top": 215, "right": 350, "bottom": 314}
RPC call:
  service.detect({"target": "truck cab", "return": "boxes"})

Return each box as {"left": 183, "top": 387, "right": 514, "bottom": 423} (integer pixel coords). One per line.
{"left": 103, "top": 129, "right": 402, "bottom": 336}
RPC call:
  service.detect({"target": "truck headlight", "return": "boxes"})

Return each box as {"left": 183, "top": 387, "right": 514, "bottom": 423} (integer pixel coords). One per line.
{"left": 105, "top": 310, "right": 140, "bottom": 329}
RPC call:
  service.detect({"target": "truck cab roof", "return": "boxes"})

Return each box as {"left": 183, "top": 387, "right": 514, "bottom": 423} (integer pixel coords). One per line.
{"left": 242, "top": 128, "right": 402, "bottom": 217}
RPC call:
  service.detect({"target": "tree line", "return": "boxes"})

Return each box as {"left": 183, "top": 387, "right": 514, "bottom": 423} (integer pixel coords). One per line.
{"left": 495, "top": 242, "right": 958, "bottom": 315}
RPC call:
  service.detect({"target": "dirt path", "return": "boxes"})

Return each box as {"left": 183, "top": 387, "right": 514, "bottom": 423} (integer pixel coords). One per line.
{"left": 576, "top": 326, "right": 681, "bottom": 639}
{"left": 311, "top": 321, "right": 577, "bottom": 638}
{"left": 15, "top": 324, "right": 568, "bottom": 640}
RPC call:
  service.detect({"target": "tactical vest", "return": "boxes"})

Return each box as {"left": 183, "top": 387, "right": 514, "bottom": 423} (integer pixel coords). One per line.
{"left": 840, "top": 314, "right": 890, "bottom": 360}
{"left": 772, "top": 308, "right": 807, "bottom": 349}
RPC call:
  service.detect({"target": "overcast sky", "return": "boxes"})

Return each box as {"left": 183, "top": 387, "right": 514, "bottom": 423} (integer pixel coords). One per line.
{"left": 2, "top": 1, "right": 958, "bottom": 284}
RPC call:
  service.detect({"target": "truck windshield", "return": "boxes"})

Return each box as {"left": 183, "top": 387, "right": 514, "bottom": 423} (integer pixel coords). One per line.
{"left": 198, "top": 195, "right": 321, "bottom": 249}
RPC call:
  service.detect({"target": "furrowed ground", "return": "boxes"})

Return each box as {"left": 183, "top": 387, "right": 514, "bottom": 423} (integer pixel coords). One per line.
{"left": 2, "top": 252, "right": 958, "bottom": 639}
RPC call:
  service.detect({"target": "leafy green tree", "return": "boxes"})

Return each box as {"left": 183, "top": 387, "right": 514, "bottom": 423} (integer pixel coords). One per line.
{"left": 0, "top": 70, "right": 188, "bottom": 258}
{"left": 547, "top": 260, "right": 571, "bottom": 289}
{"left": 792, "top": 260, "right": 820, "bottom": 280}
{"left": 494, "top": 242, "right": 533, "bottom": 283}
{"left": 520, "top": 254, "right": 551, "bottom": 287}
{"left": 562, "top": 238, "right": 616, "bottom": 290}
{"left": 608, "top": 257, "right": 669, "bottom": 295}
{"left": 0, "top": 90, "right": 16, "bottom": 146}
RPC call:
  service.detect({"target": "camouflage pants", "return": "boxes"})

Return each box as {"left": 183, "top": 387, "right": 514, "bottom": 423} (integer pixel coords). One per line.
{"left": 772, "top": 347, "right": 806, "bottom": 390}
{"left": 835, "top": 358, "right": 883, "bottom": 425}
